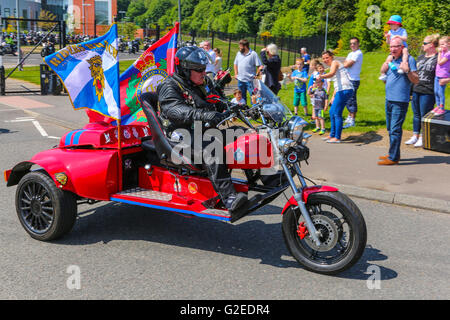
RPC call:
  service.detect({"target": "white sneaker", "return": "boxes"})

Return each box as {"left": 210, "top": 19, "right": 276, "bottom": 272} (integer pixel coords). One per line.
{"left": 405, "top": 135, "right": 418, "bottom": 145}
{"left": 343, "top": 120, "right": 355, "bottom": 129}
{"left": 379, "top": 74, "right": 387, "bottom": 81}
{"left": 344, "top": 116, "right": 352, "bottom": 124}
{"left": 414, "top": 136, "right": 423, "bottom": 148}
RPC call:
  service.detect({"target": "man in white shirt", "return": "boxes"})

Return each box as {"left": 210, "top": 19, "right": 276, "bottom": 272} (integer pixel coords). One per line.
{"left": 233, "top": 39, "right": 263, "bottom": 104}
{"left": 201, "top": 41, "right": 216, "bottom": 80}
{"left": 343, "top": 37, "right": 363, "bottom": 128}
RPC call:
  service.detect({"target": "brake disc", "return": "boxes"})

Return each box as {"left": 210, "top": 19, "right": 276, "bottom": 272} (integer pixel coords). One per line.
{"left": 304, "top": 212, "right": 341, "bottom": 252}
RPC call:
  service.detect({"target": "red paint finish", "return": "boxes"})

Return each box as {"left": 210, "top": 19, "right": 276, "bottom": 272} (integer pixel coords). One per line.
{"left": 30, "top": 148, "right": 119, "bottom": 200}
{"left": 297, "top": 222, "right": 309, "bottom": 239}
{"left": 59, "top": 123, "right": 150, "bottom": 149}
{"left": 225, "top": 132, "right": 274, "bottom": 169}
{"left": 281, "top": 185, "right": 339, "bottom": 215}
{"left": 138, "top": 166, "right": 249, "bottom": 202}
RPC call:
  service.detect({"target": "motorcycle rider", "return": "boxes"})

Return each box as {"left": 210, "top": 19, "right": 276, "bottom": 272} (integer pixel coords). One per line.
{"left": 151, "top": 46, "right": 248, "bottom": 218}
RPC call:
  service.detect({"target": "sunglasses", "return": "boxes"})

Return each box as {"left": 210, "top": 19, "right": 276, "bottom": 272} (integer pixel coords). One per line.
{"left": 191, "top": 67, "right": 206, "bottom": 73}
{"left": 423, "top": 41, "right": 431, "bottom": 45}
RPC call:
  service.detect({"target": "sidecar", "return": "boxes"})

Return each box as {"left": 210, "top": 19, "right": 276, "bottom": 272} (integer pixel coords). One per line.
{"left": 4, "top": 100, "right": 290, "bottom": 241}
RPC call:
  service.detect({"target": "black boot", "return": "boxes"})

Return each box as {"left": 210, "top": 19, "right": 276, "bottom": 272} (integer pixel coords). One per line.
{"left": 260, "top": 170, "right": 287, "bottom": 187}
{"left": 224, "top": 193, "right": 249, "bottom": 222}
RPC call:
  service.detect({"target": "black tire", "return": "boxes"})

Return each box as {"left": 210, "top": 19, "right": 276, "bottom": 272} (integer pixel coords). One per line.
{"left": 282, "top": 191, "right": 367, "bottom": 275}
{"left": 15, "top": 171, "right": 77, "bottom": 241}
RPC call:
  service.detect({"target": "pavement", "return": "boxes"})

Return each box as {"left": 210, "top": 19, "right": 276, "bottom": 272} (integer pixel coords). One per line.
{"left": 1, "top": 79, "right": 449, "bottom": 214}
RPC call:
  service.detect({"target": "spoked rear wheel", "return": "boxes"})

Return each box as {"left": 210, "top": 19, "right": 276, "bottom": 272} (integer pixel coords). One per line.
{"left": 16, "top": 171, "right": 77, "bottom": 241}
{"left": 282, "top": 191, "right": 367, "bottom": 275}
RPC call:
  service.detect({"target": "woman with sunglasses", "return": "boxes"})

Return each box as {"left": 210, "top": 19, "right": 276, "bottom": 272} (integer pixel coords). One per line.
{"left": 405, "top": 34, "right": 439, "bottom": 148}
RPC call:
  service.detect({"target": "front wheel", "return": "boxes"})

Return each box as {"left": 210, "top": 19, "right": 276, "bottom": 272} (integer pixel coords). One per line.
{"left": 282, "top": 191, "right": 367, "bottom": 275}
{"left": 15, "top": 171, "right": 77, "bottom": 241}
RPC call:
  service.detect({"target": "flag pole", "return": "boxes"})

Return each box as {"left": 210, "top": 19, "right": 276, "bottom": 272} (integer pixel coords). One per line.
{"left": 115, "top": 23, "right": 123, "bottom": 192}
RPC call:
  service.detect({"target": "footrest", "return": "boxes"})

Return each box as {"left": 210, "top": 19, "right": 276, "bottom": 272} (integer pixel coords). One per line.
{"left": 115, "top": 188, "right": 172, "bottom": 201}
{"left": 111, "top": 187, "right": 232, "bottom": 221}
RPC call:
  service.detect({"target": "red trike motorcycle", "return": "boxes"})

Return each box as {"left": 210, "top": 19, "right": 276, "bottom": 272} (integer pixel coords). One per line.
{"left": 4, "top": 80, "right": 366, "bottom": 275}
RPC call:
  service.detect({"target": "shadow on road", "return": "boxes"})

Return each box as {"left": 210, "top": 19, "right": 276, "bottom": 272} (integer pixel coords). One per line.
{"left": 342, "top": 131, "right": 383, "bottom": 145}
{"left": 399, "top": 155, "right": 450, "bottom": 166}
{"left": 53, "top": 202, "right": 397, "bottom": 280}
{"left": 337, "top": 245, "right": 397, "bottom": 281}
{"left": 0, "top": 128, "right": 17, "bottom": 134}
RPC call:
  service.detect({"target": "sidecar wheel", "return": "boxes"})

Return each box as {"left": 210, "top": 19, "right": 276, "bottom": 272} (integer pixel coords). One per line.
{"left": 282, "top": 191, "right": 367, "bottom": 275}
{"left": 15, "top": 171, "right": 77, "bottom": 241}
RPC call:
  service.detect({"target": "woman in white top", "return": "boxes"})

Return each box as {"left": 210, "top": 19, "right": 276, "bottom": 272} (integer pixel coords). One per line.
{"left": 317, "top": 50, "right": 354, "bottom": 143}
{"left": 213, "top": 48, "right": 223, "bottom": 74}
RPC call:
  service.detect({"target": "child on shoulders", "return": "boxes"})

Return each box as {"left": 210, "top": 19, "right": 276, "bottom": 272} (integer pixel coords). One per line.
{"left": 379, "top": 15, "right": 409, "bottom": 81}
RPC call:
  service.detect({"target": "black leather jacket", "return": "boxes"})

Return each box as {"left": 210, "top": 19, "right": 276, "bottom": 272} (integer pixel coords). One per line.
{"left": 260, "top": 50, "right": 281, "bottom": 92}
{"left": 156, "top": 73, "right": 226, "bottom": 133}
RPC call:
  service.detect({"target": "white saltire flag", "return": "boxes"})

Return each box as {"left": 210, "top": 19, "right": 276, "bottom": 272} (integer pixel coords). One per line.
{"left": 44, "top": 24, "right": 120, "bottom": 120}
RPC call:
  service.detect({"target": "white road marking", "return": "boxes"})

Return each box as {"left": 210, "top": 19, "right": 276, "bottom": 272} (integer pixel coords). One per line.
{"left": 5, "top": 118, "right": 35, "bottom": 122}
{"left": 32, "top": 120, "right": 48, "bottom": 137}
{"left": 5, "top": 117, "right": 61, "bottom": 140}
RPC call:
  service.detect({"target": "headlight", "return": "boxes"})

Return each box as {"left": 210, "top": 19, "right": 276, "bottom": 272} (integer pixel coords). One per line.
{"left": 278, "top": 138, "right": 296, "bottom": 153}
{"left": 287, "top": 116, "right": 308, "bottom": 142}
{"left": 302, "top": 133, "right": 312, "bottom": 146}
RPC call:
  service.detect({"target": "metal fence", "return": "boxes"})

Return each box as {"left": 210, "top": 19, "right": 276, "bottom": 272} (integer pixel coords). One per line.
{"left": 0, "top": 17, "right": 66, "bottom": 95}
{"left": 178, "top": 30, "right": 325, "bottom": 70}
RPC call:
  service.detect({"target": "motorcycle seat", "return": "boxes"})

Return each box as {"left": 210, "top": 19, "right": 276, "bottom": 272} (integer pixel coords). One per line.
{"left": 141, "top": 92, "right": 204, "bottom": 173}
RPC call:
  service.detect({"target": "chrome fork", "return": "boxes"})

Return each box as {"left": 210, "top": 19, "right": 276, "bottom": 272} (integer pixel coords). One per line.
{"left": 281, "top": 161, "right": 322, "bottom": 246}
{"left": 265, "top": 125, "right": 321, "bottom": 246}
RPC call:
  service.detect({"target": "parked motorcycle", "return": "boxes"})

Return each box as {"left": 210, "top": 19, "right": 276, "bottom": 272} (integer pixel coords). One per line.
{"left": 40, "top": 41, "right": 55, "bottom": 57}
{"left": 0, "top": 41, "right": 18, "bottom": 56}
{"left": 118, "top": 40, "right": 126, "bottom": 53}
{"left": 127, "top": 41, "right": 135, "bottom": 54}
{"left": 126, "top": 39, "right": 140, "bottom": 54}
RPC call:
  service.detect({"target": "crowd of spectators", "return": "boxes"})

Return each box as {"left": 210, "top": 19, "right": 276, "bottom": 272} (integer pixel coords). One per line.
{"left": 194, "top": 14, "right": 448, "bottom": 163}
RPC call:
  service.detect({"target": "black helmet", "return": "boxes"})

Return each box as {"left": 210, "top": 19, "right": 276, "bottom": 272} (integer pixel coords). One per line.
{"left": 175, "top": 46, "right": 212, "bottom": 79}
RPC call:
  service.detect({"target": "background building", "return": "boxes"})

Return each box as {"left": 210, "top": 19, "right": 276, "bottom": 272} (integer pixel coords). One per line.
{"left": 0, "top": 0, "right": 42, "bottom": 20}
{"left": 1, "top": 0, "right": 117, "bottom": 36}
{"left": 70, "top": 0, "right": 117, "bottom": 36}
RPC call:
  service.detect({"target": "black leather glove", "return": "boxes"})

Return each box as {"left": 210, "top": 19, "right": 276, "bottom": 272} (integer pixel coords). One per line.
{"left": 202, "top": 110, "right": 231, "bottom": 127}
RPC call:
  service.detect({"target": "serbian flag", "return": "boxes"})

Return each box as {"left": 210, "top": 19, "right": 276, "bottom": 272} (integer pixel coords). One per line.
{"left": 112, "top": 22, "right": 179, "bottom": 125}
{"left": 44, "top": 24, "right": 120, "bottom": 120}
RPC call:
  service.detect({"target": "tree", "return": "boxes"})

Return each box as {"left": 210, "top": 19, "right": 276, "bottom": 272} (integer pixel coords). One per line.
{"left": 323, "top": 0, "right": 358, "bottom": 48}
{"left": 126, "top": 0, "right": 146, "bottom": 23}
{"left": 351, "top": 0, "right": 384, "bottom": 52}
{"left": 118, "top": 0, "right": 132, "bottom": 13}
{"left": 259, "top": 12, "right": 277, "bottom": 35}
{"left": 118, "top": 22, "right": 139, "bottom": 40}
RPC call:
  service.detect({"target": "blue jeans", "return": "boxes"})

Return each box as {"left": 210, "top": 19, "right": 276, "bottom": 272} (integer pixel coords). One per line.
{"left": 411, "top": 92, "right": 435, "bottom": 134}
{"left": 385, "top": 100, "right": 409, "bottom": 161}
{"left": 345, "top": 80, "right": 360, "bottom": 113}
{"left": 434, "top": 77, "right": 446, "bottom": 107}
{"left": 330, "top": 89, "right": 353, "bottom": 140}
{"left": 237, "top": 80, "right": 254, "bottom": 105}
